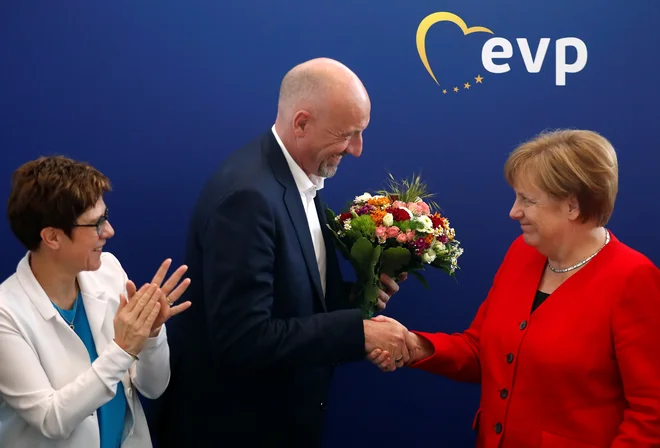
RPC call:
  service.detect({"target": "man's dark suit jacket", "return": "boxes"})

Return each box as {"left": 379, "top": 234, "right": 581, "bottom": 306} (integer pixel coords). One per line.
{"left": 156, "top": 129, "right": 366, "bottom": 447}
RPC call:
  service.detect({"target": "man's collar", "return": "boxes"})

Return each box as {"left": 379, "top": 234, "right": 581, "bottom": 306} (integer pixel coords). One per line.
{"left": 271, "top": 125, "right": 324, "bottom": 196}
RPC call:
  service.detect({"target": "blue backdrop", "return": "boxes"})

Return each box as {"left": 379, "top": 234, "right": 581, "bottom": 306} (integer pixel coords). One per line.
{"left": 1, "top": 1, "right": 658, "bottom": 446}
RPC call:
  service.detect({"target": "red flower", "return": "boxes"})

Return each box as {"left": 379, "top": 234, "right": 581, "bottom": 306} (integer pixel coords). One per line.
{"left": 387, "top": 207, "right": 410, "bottom": 222}
{"left": 339, "top": 212, "right": 353, "bottom": 223}
{"left": 430, "top": 215, "right": 444, "bottom": 229}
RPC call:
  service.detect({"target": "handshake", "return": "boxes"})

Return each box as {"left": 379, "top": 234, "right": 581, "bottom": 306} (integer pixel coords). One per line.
{"left": 363, "top": 315, "right": 433, "bottom": 372}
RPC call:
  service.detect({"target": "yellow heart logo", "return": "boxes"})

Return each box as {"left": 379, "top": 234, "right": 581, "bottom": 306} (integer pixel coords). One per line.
{"left": 416, "top": 12, "right": 494, "bottom": 86}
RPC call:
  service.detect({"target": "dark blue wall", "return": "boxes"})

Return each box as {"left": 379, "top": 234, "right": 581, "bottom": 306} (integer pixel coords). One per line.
{"left": 1, "top": 1, "right": 658, "bottom": 446}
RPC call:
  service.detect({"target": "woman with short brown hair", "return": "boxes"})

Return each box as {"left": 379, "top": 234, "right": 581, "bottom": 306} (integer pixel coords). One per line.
{"left": 0, "top": 156, "right": 191, "bottom": 448}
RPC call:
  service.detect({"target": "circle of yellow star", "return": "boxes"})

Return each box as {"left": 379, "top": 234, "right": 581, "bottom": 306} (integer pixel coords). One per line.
{"left": 442, "top": 89, "right": 447, "bottom": 94}
{"left": 453, "top": 87, "right": 459, "bottom": 92}
{"left": 475, "top": 75, "right": 484, "bottom": 83}
{"left": 464, "top": 82, "right": 471, "bottom": 89}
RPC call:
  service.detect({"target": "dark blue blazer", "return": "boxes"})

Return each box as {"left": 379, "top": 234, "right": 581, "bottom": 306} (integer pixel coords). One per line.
{"left": 156, "top": 130, "right": 365, "bottom": 447}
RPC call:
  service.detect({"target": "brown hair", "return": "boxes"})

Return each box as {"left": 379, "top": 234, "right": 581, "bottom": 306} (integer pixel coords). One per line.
{"left": 7, "top": 156, "right": 111, "bottom": 251}
{"left": 504, "top": 129, "right": 618, "bottom": 226}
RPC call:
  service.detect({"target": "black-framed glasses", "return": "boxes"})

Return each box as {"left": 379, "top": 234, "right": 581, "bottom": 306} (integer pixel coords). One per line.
{"left": 72, "top": 208, "right": 109, "bottom": 236}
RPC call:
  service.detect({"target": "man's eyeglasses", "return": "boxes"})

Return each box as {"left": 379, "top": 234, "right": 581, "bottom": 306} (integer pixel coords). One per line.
{"left": 72, "top": 208, "right": 109, "bottom": 236}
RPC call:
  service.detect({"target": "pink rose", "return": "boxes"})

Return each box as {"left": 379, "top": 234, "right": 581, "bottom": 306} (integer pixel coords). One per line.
{"left": 386, "top": 226, "right": 400, "bottom": 238}
{"left": 376, "top": 226, "right": 387, "bottom": 239}
{"left": 407, "top": 202, "right": 421, "bottom": 215}
{"left": 396, "top": 233, "right": 408, "bottom": 243}
{"left": 406, "top": 230, "right": 415, "bottom": 242}
{"left": 392, "top": 200, "right": 407, "bottom": 208}
{"left": 417, "top": 201, "right": 431, "bottom": 215}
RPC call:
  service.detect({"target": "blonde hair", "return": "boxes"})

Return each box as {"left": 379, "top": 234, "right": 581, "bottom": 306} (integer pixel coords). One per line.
{"left": 504, "top": 129, "right": 618, "bottom": 226}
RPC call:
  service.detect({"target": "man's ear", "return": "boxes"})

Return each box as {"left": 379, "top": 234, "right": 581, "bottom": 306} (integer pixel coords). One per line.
{"left": 39, "top": 227, "right": 63, "bottom": 251}
{"left": 292, "top": 110, "right": 311, "bottom": 137}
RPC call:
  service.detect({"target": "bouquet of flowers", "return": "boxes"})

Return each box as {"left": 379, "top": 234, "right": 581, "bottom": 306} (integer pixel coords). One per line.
{"left": 325, "top": 173, "right": 464, "bottom": 318}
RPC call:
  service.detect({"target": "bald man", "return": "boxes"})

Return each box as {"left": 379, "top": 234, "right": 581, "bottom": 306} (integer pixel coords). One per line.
{"left": 157, "top": 58, "right": 409, "bottom": 447}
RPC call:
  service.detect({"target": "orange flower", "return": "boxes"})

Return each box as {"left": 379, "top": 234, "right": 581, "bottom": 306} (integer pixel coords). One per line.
{"left": 424, "top": 234, "right": 435, "bottom": 244}
{"left": 370, "top": 210, "right": 386, "bottom": 226}
{"left": 368, "top": 197, "right": 391, "bottom": 207}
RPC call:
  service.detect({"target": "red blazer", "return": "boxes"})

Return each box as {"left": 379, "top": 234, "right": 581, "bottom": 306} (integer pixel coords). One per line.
{"left": 412, "top": 232, "right": 660, "bottom": 448}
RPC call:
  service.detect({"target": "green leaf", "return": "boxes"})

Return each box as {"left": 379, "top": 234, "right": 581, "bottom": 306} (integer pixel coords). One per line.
{"left": 380, "top": 247, "right": 411, "bottom": 278}
{"left": 407, "top": 259, "right": 425, "bottom": 271}
{"left": 350, "top": 237, "right": 377, "bottom": 280}
{"left": 344, "top": 228, "right": 364, "bottom": 243}
{"left": 408, "top": 270, "right": 430, "bottom": 289}
{"left": 324, "top": 206, "right": 337, "bottom": 225}
{"left": 326, "top": 225, "right": 351, "bottom": 258}
{"left": 360, "top": 281, "right": 380, "bottom": 318}
{"left": 373, "top": 172, "right": 440, "bottom": 212}
{"left": 345, "top": 238, "right": 384, "bottom": 318}
{"left": 371, "top": 244, "right": 382, "bottom": 268}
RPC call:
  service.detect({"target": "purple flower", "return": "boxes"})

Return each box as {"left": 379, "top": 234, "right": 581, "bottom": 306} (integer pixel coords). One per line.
{"left": 411, "top": 237, "right": 428, "bottom": 254}
{"left": 355, "top": 204, "right": 375, "bottom": 215}
{"left": 439, "top": 235, "right": 449, "bottom": 244}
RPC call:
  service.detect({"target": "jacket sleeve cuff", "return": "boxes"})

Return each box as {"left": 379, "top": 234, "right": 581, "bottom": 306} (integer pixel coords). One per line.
{"left": 92, "top": 340, "right": 135, "bottom": 390}
{"left": 331, "top": 309, "right": 365, "bottom": 364}
{"left": 143, "top": 324, "right": 167, "bottom": 350}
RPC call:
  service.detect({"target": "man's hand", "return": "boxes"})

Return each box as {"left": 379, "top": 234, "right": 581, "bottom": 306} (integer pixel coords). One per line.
{"left": 366, "top": 315, "right": 434, "bottom": 372}
{"left": 352, "top": 272, "right": 409, "bottom": 311}
{"left": 126, "top": 258, "right": 192, "bottom": 337}
{"left": 363, "top": 315, "right": 410, "bottom": 369}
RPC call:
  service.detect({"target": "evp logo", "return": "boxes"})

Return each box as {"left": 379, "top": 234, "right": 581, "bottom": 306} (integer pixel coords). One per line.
{"left": 416, "top": 12, "right": 588, "bottom": 94}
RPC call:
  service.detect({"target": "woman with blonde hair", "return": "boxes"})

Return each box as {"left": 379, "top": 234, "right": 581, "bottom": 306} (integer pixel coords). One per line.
{"left": 372, "top": 129, "right": 660, "bottom": 447}
{"left": 0, "top": 156, "right": 191, "bottom": 447}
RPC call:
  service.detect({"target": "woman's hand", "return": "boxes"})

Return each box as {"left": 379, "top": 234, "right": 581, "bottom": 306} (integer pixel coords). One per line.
{"left": 113, "top": 283, "right": 162, "bottom": 357}
{"left": 125, "top": 258, "right": 192, "bottom": 337}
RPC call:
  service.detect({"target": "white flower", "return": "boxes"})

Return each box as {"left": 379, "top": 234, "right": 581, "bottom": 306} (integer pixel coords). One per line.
{"left": 382, "top": 213, "right": 394, "bottom": 227}
{"left": 354, "top": 192, "right": 372, "bottom": 204}
{"left": 433, "top": 241, "right": 446, "bottom": 254}
{"left": 414, "top": 215, "right": 434, "bottom": 233}
{"left": 422, "top": 249, "right": 436, "bottom": 264}
{"left": 343, "top": 220, "right": 352, "bottom": 230}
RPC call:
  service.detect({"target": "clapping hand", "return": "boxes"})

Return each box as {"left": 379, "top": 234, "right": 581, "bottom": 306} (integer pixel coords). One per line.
{"left": 114, "top": 283, "right": 163, "bottom": 357}
{"left": 126, "top": 258, "right": 192, "bottom": 337}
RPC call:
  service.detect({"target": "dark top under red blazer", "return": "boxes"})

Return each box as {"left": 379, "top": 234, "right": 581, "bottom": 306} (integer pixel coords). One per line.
{"left": 412, "top": 231, "right": 660, "bottom": 448}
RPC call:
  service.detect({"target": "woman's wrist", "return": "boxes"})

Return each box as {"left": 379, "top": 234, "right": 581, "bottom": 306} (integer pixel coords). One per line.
{"left": 112, "top": 338, "right": 140, "bottom": 361}
{"left": 149, "top": 325, "right": 162, "bottom": 338}
{"left": 409, "top": 332, "right": 434, "bottom": 363}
